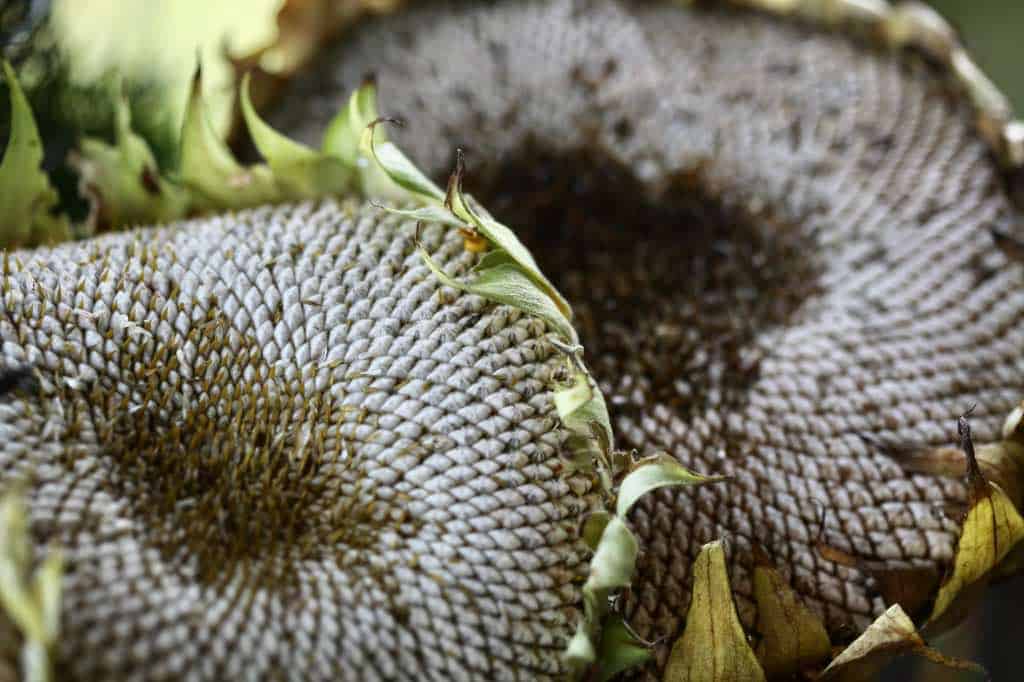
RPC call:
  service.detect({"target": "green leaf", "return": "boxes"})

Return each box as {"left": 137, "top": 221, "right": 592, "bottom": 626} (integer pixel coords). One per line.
{"left": 33, "top": 551, "right": 63, "bottom": 644}
{"left": 0, "top": 61, "right": 70, "bottom": 248}
{"left": 616, "top": 453, "right": 726, "bottom": 517}
{"left": 553, "top": 370, "right": 595, "bottom": 419}
{"left": 565, "top": 620, "right": 598, "bottom": 668}
{"left": 378, "top": 203, "right": 466, "bottom": 229}
{"left": 419, "top": 246, "right": 576, "bottom": 341}
{"left": 322, "top": 78, "right": 380, "bottom": 165}
{"left": 561, "top": 386, "right": 613, "bottom": 454}
{"left": 664, "top": 541, "right": 766, "bottom": 682}
{"left": 0, "top": 493, "right": 41, "bottom": 641}
{"left": 584, "top": 516, "right": 638, "bottom": 594}
{"left": 594, "top": 615, "right": 651, "bottom": 682}
{"left": 581, "top": 511, "right": 613, "bottom": 552}
{"left": 0, "top": 491, "right": 62, "bottom": 682}
{"left": 556, "top": 369, "right": 614, "bottom": 486}
{"left": 336, "top": 83, "right": 424, "bottom": 201}
{"left": 445, "top": 169, "right": 572, "bottom": 321}
{"left": 240, "top": 73, "right": 351, "bottom": 198}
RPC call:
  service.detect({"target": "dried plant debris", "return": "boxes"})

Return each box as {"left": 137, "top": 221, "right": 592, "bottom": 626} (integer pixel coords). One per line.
{"left": 751, "top": 546, "right": 831, "bottom": 679}
{"left": 819, "top": 604, "right": 985, "bottom": 682}
{"left": 663, "top": 521, "right": 1000, "bottom": 682}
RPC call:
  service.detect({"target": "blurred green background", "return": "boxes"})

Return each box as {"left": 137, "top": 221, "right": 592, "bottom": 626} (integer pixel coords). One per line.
{"left": 934, "top": 0, "right": 1023, "bottom": 112}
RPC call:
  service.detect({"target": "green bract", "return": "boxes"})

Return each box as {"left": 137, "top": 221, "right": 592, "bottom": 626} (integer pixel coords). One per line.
{"left": 71, "top": 94, "right": 188, "bottom": 231}
{"left": 0, "top": 62, "right": 70, "bottom": 248}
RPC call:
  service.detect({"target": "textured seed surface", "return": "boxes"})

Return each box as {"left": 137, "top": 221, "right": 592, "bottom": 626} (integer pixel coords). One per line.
{"left": 0, "top": 202, "right": 600, "bottom": 680}
{"left": 1, "top": 0, "right": 1023, "bottom": 680}
{"left": 270, "top": 0, "right": 1024, "bottom": 673}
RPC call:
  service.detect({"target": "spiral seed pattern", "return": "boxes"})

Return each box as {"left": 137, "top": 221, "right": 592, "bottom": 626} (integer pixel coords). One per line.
{"left": 273, "top": 0, "right": 1024, "bottom": 671}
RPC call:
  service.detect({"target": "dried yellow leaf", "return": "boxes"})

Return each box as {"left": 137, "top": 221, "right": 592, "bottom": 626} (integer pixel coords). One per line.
{"left": 927, "top": 417, "right": 1024, "bottom": 630}
{"left": 820, "top": 604, "right": 923, "bottom": 682}
{"left": 664, "top": 541, "right": 765, "bottom": 682}
{"left": 751, "top": 548, "right": 830, "bottom": 678}
{"left": 821, "top": 604, "right": 985, "bottom": 682}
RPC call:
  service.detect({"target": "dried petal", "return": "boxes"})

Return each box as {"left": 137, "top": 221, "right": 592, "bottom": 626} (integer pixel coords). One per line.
{"left": 664, "top": 541, "right": 766, "bottom": 682}
{"left": 751, "top": 547, "right": 831, "bottom": 678}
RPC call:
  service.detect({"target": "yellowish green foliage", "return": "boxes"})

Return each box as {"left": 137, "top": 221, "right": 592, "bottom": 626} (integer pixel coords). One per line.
{"left": 0, "top": 491, "right": 63, "bottom": 682}
{"left": 564, "top": 455, "right": 724, "bottom": 677}
{"left": 177, "top": 70, "right": 281, "bottom": 210}
{"left": 929, "top": 481, "right": 1024, "bottom": 624}
{"left": 926, "top": 417, "right": 1024, "bottom": 631}
{"left": 47, "top": 0, "right": 281, "bottom": 136}
{"left": 239, "top": 75, "right": 350, "bottom": 198}
{"left": 616, "top": 453, "right": 726, "bottom": 517}
{"left": 593, "top": 616, "right": 652, "bottom": 682}
{"left": 2, "top": 64, "right": 389, "bottom": 244}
